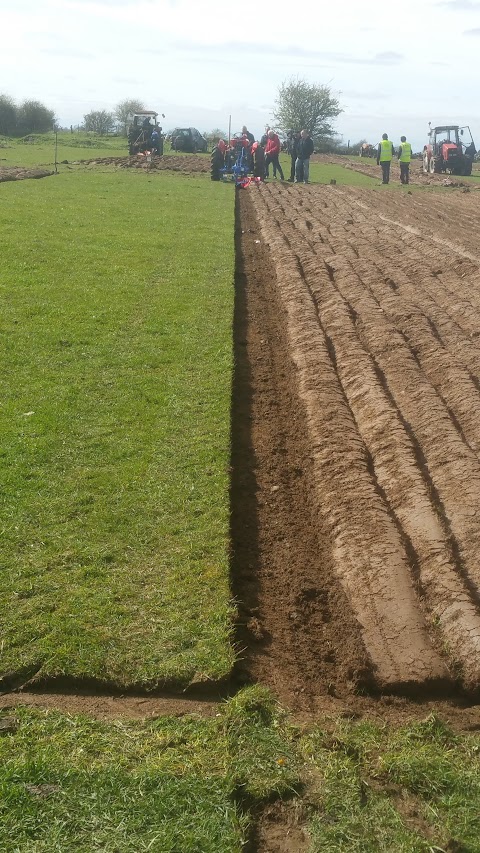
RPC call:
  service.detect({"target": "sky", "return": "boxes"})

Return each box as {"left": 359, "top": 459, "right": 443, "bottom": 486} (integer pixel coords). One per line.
{"left": 1, "top": 0, "right": 480, "bottom": 149}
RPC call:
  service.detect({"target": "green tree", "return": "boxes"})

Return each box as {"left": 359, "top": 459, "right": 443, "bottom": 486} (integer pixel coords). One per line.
{"left": 0, "top": 93, "right": 17, "bottom": 136}
{"left": 207, "top": 128, "right": 227, "bottom": 143}
{"left": 273, "top": 78, "right": 342, "bottom": 141}
{"left": 83, "top": 110, "right": 115, "bottom": 135}
{"left": 16, "top": 100, "right": 56, "bottom": 135}
{"left": 115, "top": 99, "right": 145, "bottom": 136}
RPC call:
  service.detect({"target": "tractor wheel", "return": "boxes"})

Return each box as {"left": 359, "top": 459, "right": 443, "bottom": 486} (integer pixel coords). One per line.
{"left": 463, "top": 160, "right": 473, "bottom": 176}
{"left": 429, "top": 156, "right": 436, "bottom": 174}
{"left": 423, "top": 153, "right": 429, "bottom": 174}
{"left": 211, "top": 147, "right": 223, "bottom": 181}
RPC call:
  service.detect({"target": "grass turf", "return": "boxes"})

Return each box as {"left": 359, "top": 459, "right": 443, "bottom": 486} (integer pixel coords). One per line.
{"left": 0, "top": 688, "right": 300, "bottom": 853}
{"left": 0, "top": 168, "right": 235, "bottom": 687}
{"left": 302, "top": 714, "right": 480, "bottom": 852}
{"left": 2, "top": 699, "right": 480, "bottom": 852}
{"left": 0, "top": 132, "right": 127, "bottom": 167}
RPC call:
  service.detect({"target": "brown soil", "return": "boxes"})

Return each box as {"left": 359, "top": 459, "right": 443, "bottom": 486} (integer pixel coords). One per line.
{"left": 249, "top": 801, "right": 310, "bottom": 853}
{"left": 0, "top": 690, "right": 219, "bottom": 719}
{"left": 70, "top": 154, "right": 210, "bottom": 173}
{"left": 232, "top": 182, "right": 480, "bottom": 705}
{"left": 0, "top": 167, "right": 54, "bottom": 182}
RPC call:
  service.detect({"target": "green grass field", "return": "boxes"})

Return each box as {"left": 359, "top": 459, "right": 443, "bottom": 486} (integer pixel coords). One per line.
{"left": 0, "top": 688, "right": 300, "bottom": 853}
{"left": 2, "top": 699, "right": 480, "bottom": 852}
{"left": 0, "top": 130, "right": 214, "bottom": 168}
{"left": 1, "top": 166, "right": 235, "bottom": 688}
{"left": 0, "top": 132, "right": 126, "bottom": 167}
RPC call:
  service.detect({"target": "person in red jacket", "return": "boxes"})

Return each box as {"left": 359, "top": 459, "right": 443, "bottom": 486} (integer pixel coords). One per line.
{"left": 264, "top": 130, "right": 284, "bottom": 180}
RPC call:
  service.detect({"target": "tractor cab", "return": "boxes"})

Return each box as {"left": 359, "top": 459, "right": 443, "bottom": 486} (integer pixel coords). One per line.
{"left": 127, "top": 111, "right": 164, "bottom": 156}
{"left": 131, "top": 112, "right": 157, "bottom": 129}
{"left": 423, "top": 124, "right": 475, "bottom": 176}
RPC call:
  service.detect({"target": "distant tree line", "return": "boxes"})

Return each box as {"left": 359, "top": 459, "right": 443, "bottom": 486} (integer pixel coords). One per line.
{"left": 0, "top": 94, "right": 151, "bottom": 138}
{"left": 83, "top": 100, "right": 147, "bottom": 136}
{"left": 0, "top": 94, "right": 57, "bottom": 136}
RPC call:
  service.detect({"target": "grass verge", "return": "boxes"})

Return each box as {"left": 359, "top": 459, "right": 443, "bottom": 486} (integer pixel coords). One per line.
{"left": 0, "top": 131, "right": 209, "bottom": 168}
{"left": 2, "top": 698, "right": 480, "bottom": 852}
{"left": 1, "top": 168, "right": 235, "bottom": 687}
{"left": 0, "top": 132, "right": 127, "bottom": 167}
{"left": 301, "top": 714, "right": 480, "bottom": 851}
{"left": 0, "top": 688, "right": 300, "bottom": 852}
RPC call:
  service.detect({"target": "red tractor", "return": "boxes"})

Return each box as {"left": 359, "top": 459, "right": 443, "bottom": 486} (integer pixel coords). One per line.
{"left": 360, "top": 143, "right": 376, "bottom": 158}
{"left": 423, "top": 124, "right": 476, "bottom": 176}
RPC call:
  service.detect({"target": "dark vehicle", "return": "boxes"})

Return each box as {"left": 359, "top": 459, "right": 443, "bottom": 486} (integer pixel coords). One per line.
{"left": 423, "top": 124, "right": 476, "bottom": 176}
{"left": 170, "top": 127, "right": 208, "bottom": 153}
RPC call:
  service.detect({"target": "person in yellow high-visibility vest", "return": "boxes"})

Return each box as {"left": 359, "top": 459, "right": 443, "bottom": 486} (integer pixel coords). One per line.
{"left": 376, "top": 133, "right": 395, "bottom": 184}
{"left": 398, "top": 135, "right": 412, "bottom": 185}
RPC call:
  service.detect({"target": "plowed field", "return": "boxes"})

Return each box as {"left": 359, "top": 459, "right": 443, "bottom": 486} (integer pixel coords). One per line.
{"left": 75, "top": 154, "right": 209, "bottom": 172}
{"left": 234, "top": 183, "right": 480, "bottom": 700}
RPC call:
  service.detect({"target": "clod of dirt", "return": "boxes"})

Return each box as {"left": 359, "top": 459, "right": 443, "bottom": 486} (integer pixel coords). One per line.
{"left": 24, "top": 784, "right": 62, "bottom": 798}
{"left": 253, "top": 801, "right": 310, "bottom": 853}
{"left": 0, "top": 716, "right": 18, "bottom": 734}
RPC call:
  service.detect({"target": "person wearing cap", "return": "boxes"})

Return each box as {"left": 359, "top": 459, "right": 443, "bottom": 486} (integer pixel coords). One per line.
{"left": 376, "top": 133, "right": 395, "bottom": 184}
{"left": 397, "top": 135, "right": 412, "bottom": 184}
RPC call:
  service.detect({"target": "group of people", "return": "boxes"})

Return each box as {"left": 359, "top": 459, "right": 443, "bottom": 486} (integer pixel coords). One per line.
{"left": 238, "top": 126, "right": 415, "bottom": 186}
{"left": 241, "top": 125, "right": 315, "bottom": 183}
{"left": 377, "top": 133, "right": 412, "bottom": 184}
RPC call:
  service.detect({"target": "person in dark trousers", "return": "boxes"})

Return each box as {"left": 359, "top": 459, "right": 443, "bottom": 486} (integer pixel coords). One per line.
{"left": 295, "top": 129, "right": 314, "bottom": 183}
{"left": 252, "top": 141, "right": 266, "bottom": 179}
{"left": 265, "top": 130, "right": 284, "bottom": 180}
{"left": 397, "top": 135, "right": 412, "bottom": 184}
{"left": 377, "top": 133, "right": 395, "bottom": 184}
{"left": 150, "top": 129, "right": 160, "bottom": 155}
{"left": 287, "top": 130, "right": 302, "bottom": 182}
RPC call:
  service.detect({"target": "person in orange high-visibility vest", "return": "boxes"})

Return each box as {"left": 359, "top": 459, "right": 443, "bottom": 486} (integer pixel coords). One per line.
{"left": 398, "top": 135, "right": 412, "bottom": 184}
{"left": 376, "top": 133, "right": 395, "bottom": 184}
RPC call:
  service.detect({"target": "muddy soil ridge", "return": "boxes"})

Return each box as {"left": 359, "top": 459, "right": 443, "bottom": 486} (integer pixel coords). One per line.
{"left": 234, "top": 182, "right": 480, "bottom": 699}
{"left": 70, "top": 154, "right": 210, "bottom": 173}
{"left": 0, "top": 167, "right": 54, "bottom": 182}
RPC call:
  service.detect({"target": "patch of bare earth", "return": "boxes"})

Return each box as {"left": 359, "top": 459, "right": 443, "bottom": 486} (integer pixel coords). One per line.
{"left": 71, "top": 154, "right": 210, "bottom": 173}
{"left": 247, "top": 801, "right": 310, "bottom": 853}
{"left": 0, "top": 167, "right": 54, "bottom": 182}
